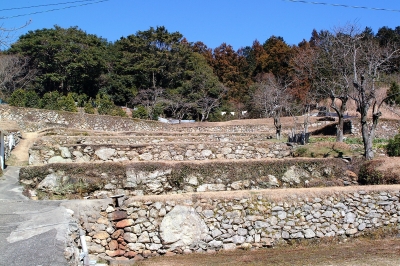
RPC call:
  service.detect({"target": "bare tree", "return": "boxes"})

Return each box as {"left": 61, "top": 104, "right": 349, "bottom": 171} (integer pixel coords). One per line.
{"left": 132, "top": 87, "right": 164, "bottom": 120}
{"left": 311, "top": 27, "right": 358, "bottom": 142}
{"left": 164, "top": 92, "right": 194, "bottom": 123}
{"left": 0, "top": 21, "right": 31, "bottom": 50}
{"left": 348, "top": 34, "right": 400, "bottom": 159}
{"left": 251, "top": 73, "right": 292, "bottom": 140}
{"left": 0, "top": 22, "right": 35, "bottom": 99}
{"left": 290, "top": 42, "right": 320, "bottom": 136}
{"left": 0, "top": 54, "right": 37, "bottom": 97}
{"left": 197, "top": 83, "right": 227, "bottom": 122}
{"left": 312, "top": 24, "right": 399, "bottom": 159}
{"left": 194, "top": 78, "right": 227, "bottom": 122}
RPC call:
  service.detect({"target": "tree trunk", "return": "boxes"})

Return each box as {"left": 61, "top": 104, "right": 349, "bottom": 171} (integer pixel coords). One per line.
{"left": 336, "top": 114, "right": 344, "bottom": 142}
{"left": 330, "top": 93, "right": 347, "bottom": 142}
{"left": 303, "top": 105, "right": 310, "bottom": 134}
{"left": 274, "top": 113, "right": 282, "bottom": 140}
{"left": 361, "top": 121, "right": 374, "bottom": 160}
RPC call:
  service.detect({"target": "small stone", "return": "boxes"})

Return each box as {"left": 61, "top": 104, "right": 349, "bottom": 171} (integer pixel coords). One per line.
{"left": 124, "top": 251, "right": 137, "bottom": 258}
{"left": 241, "top": 243, "right": 252, "bottom": 250}
{"left": 346, "top": 228, "right": 358, "bottom": 235}
{"left": 165, "top": 251, "right": 176, "bottom": 256}
{"left": 127, "top": 243, "right": 145, "bottom": 251}
{"left": 223, "top": 243, "right": 237, "bottom": 250}
{"left": 212, "top": 229, "right": 223, "bottom": 238}
{"left": 111, "top": 229, "right": 124, "bottom": 239}
{"left": 93, "top": 231, "right": 109, "bottom": 240}
{"left": 345, "top": 212, "right": 356, "bottom": 223}
{"left": 109, "top": 240, "right": 118, "bottom": 250}
{"left": 358, "top": 223, "right": 366, "bottom": 231}
{"left": 123, "top": 232, "right": 137, "bottom": 243}
{"left": 304, "top": 229, "right": 316, "bottom": 239}
{"left": 97, "top": 217, "right": 109, "bottom": 225}
{"left": 237, "top": 228, "right": 248, "bottom": 236}
{"left": 138, "top": 231, "right": 151, "bottom": 243}
{"left": 112, "top": 210, "right": 127, "bottom": 221}
{"left": 105, "top": 250, "right": 124, "bottom": 257}
{"left": 142, "top": 250, "right": 152, "bottom": 258}
{"left": 116, "top": 219, "right": 134, "bottom": 228}
{"left": 282, "top": 231, "right": 290, "bottom": 239}
{"left": 232, "top": 235, "right": 245, "bottom": 244}
{"left": 134, "top": 254, "right": 144, "bottom": 260}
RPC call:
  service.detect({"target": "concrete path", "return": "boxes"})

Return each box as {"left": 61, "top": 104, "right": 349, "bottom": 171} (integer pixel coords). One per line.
{"left": 0, "top": 166, "right": 73, "bottom": 266}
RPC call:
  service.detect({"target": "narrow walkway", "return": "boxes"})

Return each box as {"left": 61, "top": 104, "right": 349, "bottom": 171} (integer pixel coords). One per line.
{"left": 0, "top": 166, "right": 72, "bottom": 266}
{"left": 7, "top": 132, "right": 39, "bottom": 166}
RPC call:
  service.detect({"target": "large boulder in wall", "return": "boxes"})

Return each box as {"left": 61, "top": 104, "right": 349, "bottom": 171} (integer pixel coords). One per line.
{"left": 160, "top": 205, "right": 209, "bottom": 249}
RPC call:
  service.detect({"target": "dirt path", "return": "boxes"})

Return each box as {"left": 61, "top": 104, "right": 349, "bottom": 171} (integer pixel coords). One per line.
{"left": 7, "top": 132, "right": 39, "bottom": 167}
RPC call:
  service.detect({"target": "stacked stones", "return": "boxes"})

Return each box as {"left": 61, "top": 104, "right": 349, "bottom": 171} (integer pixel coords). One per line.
{"left": 71, "top": 189, "right": 400, "bottom": 262}
{"left": 2, "top": 105, "right": 400, "bottom": 138}
{"left": 10, "top": 105, "right": 400, "bottom": 264}
{"left": 0, "top": 105, "right": 338, "bottom": 135}
{"left": 29, "top": 141, "right": 293, "bottom": 165}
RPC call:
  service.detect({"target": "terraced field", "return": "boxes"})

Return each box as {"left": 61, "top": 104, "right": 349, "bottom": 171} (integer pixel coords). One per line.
{"left": 3, "top": 105, "right": 400, "bottom": 265}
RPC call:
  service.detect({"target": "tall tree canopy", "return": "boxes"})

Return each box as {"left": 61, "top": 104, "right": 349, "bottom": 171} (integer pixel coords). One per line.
{"left": 8, "top": 26, "right": 109, "bottom": 97}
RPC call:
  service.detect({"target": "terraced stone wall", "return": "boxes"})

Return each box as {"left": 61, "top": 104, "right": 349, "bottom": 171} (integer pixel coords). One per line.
{"left": 65, "top": 186, "right": 400, "bottom": 263}
{"left": 19, "top": 159, "right": 354, "bottom": 198}
{"left": 28, "top": 142, "right": 293, "bottom": 165}
{"left": 0, "top": 105, "right": 165, "bottom": 132}
{"left": 0, "top": 105, "right": 331, "bottom": 135}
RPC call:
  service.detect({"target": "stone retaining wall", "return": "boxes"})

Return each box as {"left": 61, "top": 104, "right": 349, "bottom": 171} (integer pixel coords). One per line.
{"left": 1, "top": 106, "right": 400, "bottom": 139}
{"left": 0, "top": 105, "right": 164, "bottom": 132}
{"left": 35, "top": 133, "right": 276, "bottom": 146}
{"left": 0, "top": 105, "right": 330, "bottom": 135}
{"left": 28, "top": 142, "right": 293, "bottom": 165}
{"left": 64, "top": 186, "right": 400, "bottom": 263}
{"left": 20, "top": 159, "right": 353, "bottom": 198}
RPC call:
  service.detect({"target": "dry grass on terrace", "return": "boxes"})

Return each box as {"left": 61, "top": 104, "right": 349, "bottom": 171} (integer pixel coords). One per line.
{"left": 128, "top": 184, "right": 400, "bottom": 203}
{"left": 136, "top": 237, "right": 400, "bottom": 266}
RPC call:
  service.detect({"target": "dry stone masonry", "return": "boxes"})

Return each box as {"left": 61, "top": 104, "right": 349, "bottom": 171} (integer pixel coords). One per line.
{"left": 6, "top": 105, "right": 400, "bottom": 265}
{"left": 65, "top": 187, "right": 400, "bottom": 263}
{"left": 0, "top": 105, "right": 339, "bottom": 135}
{"left": 20, "top": 159, "right": 352, "bottom": 199}
{"left": 28, "top": 142, "right": 293, "bottom": 165}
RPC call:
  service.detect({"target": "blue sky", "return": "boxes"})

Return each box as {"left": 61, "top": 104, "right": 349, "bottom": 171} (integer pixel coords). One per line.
{"left": 1, "top": 0, "right": 400, "bottom": 50}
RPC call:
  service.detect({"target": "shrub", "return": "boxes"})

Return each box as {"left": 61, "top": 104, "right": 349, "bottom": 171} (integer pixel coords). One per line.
{"left": 84, "top": 100, "right": 95, "bottom": 114}
{"left": 385, "top": 81, "right": 400, "bottom": 105}
{"left": 358, "top": 159, "right": 400, "bottom": 185}
{"left": 386, "top": 133, "right": 400, "bottom": 156}
{"left": 41, "top": 91, "right": 62, "bottom": 110}
{"left": 58, "top": 93, "right": 78, "bottom": 112}
{"left": 132, "top": 105, "right": 148, "bottom": 119}
{"left": 70, "top": 93, "right": 88, "bottom": 107}
{"left": 96, "top": 93, "right": 115, "bottom": 115}
{"left": 358, "top": 160, "right": 384, "bottom": 185}
{"left": 9, "top": 89, "right": 40, "bottom": 108}
{"left": 293, "top": 147, "right": 308, "bottom": 157}
{"left": 24, "top": 90, "right": 40, "bottom": 108}
{"left": 8, "top": 89, "right": 27, "bottom": 107}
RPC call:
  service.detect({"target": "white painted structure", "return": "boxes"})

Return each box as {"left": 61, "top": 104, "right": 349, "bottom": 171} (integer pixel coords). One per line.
{"left": 0, "top": 131, "right": 4, "bottom": 170}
